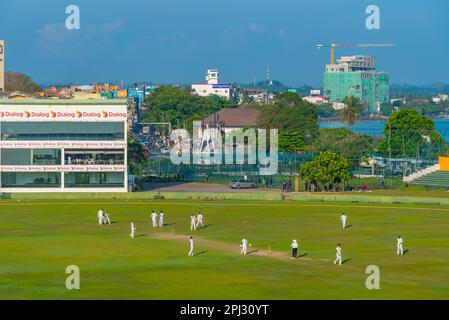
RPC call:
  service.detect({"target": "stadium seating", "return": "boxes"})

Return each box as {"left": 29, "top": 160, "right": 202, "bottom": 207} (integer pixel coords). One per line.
{"left": 411, "top": 170, "right": 449, "bottom": 188}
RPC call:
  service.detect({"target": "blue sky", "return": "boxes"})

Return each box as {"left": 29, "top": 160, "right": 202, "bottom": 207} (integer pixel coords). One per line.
{"left": 1, "top": 0, "right": 448, "bottom": 86}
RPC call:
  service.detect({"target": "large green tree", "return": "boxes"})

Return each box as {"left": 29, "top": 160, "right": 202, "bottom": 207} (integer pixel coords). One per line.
{"left": 300, "top": 151, "right": 350, "bottom": 192}
{"left": 257, "top": 92, "right": 318, "bottom": 146}
{"left": 127, "top": 138, "right": 148, "bottom": 178}
{"left": 279, "top": 131, "right": 305, "bottom": 153}
{"left": 5, "top": 71, "right": 41, "bottom": 94}
{"left": 310, "top": 128, "right": 374, "bottom": 168}
{"left": 377, "top": 109, "right": 448, "bottom": 158}
{"left": 143, "top": 86, "right": 235, "bottom": 132}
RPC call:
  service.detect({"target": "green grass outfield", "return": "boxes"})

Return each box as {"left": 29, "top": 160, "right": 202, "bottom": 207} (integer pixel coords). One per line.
{"left": 1, "top": 199, "right": 448, "bottom": 299}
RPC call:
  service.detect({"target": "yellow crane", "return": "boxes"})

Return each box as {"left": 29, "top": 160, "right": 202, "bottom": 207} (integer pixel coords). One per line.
{"left": 317, "top": 43, "right": 395, "bottom": 64}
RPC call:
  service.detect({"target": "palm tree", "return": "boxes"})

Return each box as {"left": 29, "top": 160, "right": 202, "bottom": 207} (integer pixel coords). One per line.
{"left": 340, "top": 96, "right": 366, "bottom": 126}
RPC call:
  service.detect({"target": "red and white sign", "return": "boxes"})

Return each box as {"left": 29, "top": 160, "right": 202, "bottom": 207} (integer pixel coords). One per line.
{"left": 0, "top": 165, "right": 127, "bottom": 172}
{"left": 0, "top": 104, "right": 127, "bottom": 122}
{"left": 0, "top": 141, "right": 127, "bottom": 149}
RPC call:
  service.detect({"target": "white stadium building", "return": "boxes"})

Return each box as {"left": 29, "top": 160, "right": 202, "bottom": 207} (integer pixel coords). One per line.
{"left": 0, "top": 99, "right": 128, "bottom": 193}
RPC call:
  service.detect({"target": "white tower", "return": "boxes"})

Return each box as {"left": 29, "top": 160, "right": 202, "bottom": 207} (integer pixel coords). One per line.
{"left": 0, "top": 40, "right": 4, "bottom": 92}
{"left": 206, "top": 69, "right": 219, "bottom": 85}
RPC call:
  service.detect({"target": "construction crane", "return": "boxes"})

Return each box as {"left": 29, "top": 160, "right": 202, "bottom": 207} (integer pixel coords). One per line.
{"left": 317, "top": 43, "right": 395, "bottom": 65}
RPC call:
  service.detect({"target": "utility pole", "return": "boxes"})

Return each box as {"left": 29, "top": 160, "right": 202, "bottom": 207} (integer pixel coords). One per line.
{"left": 265, "top": 64, "right": 272, "bottom": 104}
{"left": 388, "top": 123, "right": 392, "bottom": 189}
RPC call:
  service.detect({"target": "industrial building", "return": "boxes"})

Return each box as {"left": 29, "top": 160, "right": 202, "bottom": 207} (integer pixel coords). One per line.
{"left": 0, "top": 99, "right": 128, "bottom": 193}
{"left": 192, "top": 69, "right": 233, "bottom": 100}
{"left": 323, "top": 55, "right": 389, "bottom": 114}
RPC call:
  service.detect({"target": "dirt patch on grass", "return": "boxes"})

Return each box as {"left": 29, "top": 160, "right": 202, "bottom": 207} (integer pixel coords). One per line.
{"left": 150, "top": 232, "right": 315, "bottom": 262}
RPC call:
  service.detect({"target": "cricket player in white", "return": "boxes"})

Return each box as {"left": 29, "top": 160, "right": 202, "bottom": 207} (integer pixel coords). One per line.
{"left": 196, "top": 212, "right": 204, "bottom": 229}
{"left": 340, "top": 213, "right": 347, "bottom": 229}
{"left": 130, "top": 222, "right": 136, "bottom": 238}
{"left": 397, "top": 236, "right": 404, "bottom": 255}
{"left": 188, "top": 236, "right": 194, "bottom": 256}
{"left": 151, "top": 211, "right": 158, "bottom": 228}
{"left": 240, "top": 237, "right": 250, "bottom": 255}
{"left": 291, "top": 240, "right": 298, "bottom": 259}
{"left": 159, "top": 211, "right": 164, "bottom": 228}
{"left": 104, "top": 213, "right": 111, "bottom": 225}
{"left": 97, "top": 209, "right": 104, "bottom": 225}
{"left": 334, "top": 244, "right": 342, "bottom": 265}
{"left": 190, "top": 214, "right": 197, "bottom": 231}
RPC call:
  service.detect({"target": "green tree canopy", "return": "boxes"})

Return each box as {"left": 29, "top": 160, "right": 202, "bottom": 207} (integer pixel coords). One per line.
{"left": 143, "top": 86, "right": 235, "bottom": 132}
{"left": 309, "top": 128, "right": 374, "bottom": 168}
{"left": 5, "top": 71, "right": 41, "bottom": 94}
{"left": 127, "top": 138, "right": 148, "bottom": 179}
{"left": 257, "top": 92, "right": 318, "bottom": 145}
{"left": 339, "top": 96, "right": 366, "bottom": 126}
{"left": 279, "top": 131, "right": 305, "bottom": 153}
{"left": 300, "top": 151, "right": 350, "bottom": 192}
{"left": 377, "top": 109, "right": 448, "bottom": 158}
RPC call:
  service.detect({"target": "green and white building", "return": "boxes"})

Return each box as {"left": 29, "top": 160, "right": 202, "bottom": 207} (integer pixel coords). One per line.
{"left": 0, "top": 99, "right": 128, "bottom": 193}
{"left": 323, "top": 55, "right": 389, "bottom": 114}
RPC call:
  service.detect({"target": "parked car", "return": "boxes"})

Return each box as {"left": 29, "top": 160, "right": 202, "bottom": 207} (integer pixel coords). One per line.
{"left": 229, "top": 180, "right": 256, "bottom": 189}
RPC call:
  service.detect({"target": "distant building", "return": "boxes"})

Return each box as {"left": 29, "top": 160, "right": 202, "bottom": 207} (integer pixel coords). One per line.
{"left": 0, "top": 40, "right": 4, "bottom": 92}
{"left": 432, "top": 94, "right": 449, "bottom": 104}
{"left": 241, "top": 88, "right": 273, "bottom": 104}
{"left": 332, "top": 102, "right": 346, "bottom": 110}
{"left": 192, "top": 69, "right": 233, "bottom": 100}
{"left": 201, "top": 108, "right": 260, "bottom": 135}
{"left": 303, "top": 95, "right": 329, "bottom": 105}
{"left": 323, "top": 55, "right": 389, "bottom": 114}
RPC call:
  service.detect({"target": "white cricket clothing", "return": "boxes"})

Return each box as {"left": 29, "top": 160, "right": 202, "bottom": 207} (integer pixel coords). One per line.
{"left": 190, "top": 215, "right": 197, "bottom": 231}
{"left": 341, "top": 215, "right": 347, "bottom": 228}
{"left": 196, "top": 214, "right": 204, "bottom": 228}
{"left": 397, "top": 238, "right": 404, "bottom": 255}
{"left": 159, "top": 213, "right": 164, "bottom": 227}
{"left": 334, "top": 246, "right": 342, "bottom": 265}
{"left": 98, "top": 210, "right": 104, "bottom": 225}
{"left": 130, "top": 223, "right": 136, "bottom": 238}
{"left": 188, "top": 239, "right": 194, "bottom": 256}
{"left": 104, "top": 214, "right": 111, "bottom": 225}
{"left": 151, "top": 212, "right": 158, "bottom": 227}
{"left": 241, "top": 239, "right": 249, "bottom": 255}
{"left": 291, "top": 241, "right": 298, "bottom": 249}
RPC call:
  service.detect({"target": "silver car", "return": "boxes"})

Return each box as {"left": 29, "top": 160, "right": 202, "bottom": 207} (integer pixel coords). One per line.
{"left": 229, "top": 180, "right": 256, "bottom": 189}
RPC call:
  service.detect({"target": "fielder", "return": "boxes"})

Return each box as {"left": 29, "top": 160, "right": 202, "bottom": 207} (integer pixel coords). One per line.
{"left": 159, "top": 211, "right": 164, "bottom": 228}
{"left": 190, "top": 213, "right": 197, "bottom": 231}
{"left": 151, "top": 211, "right": 158, "bottom": 228}
{"left": 104, "top": 213, "right": 111, "bottom": 225}
{"left": 291, "top": 240, "right": 298, "bottom": 259}
{"left": 334, "top": 243, "right": 342, "bottom": 265}
{"left": 97, "top": 209, "right": 104, "bottom": 225}
{"left": 188, "top": 236, "right": 194, "bottom": 256}
{"left": 130, "top": 222, "right": 136, "bottom": 238}
{"left": 196, "top": 212, "right": 204, "bottom": 229}
{"left": 240, "top": 237, "right": 250, "bottom": 255}
{"left": 340, "top": 213, "right": 347, "bottom": 229}
{"left": 397, "top": 236, "right": 404, "bottom": 255}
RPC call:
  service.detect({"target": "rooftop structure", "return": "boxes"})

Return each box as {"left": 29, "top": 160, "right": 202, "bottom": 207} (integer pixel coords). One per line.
{"left": 202, "top": 108, "right": 259, "bottom": 130}
{"left": 192, "top": 69, "right": 233, "bottom": 100}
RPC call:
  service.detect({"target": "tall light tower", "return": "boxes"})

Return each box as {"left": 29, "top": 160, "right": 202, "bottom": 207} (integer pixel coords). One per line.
{"left": 265, "top": 64, "right": 272, "bottom": 104}
{"left": 0, "top": 40, "right": 5, "bottom": 92}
